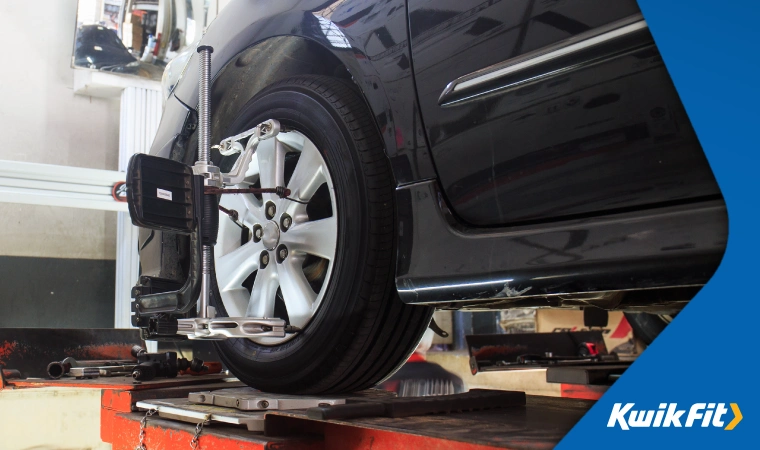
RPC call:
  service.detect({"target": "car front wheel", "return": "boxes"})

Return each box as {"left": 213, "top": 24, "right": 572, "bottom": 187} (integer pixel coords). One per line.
{"left": 209, "top": 75, "right": 433, "bottom": 394}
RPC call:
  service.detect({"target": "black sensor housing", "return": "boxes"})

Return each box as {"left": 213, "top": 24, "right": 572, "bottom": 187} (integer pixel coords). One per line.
{"left": 126, "top": 154, "right": 200, "bottom": 234}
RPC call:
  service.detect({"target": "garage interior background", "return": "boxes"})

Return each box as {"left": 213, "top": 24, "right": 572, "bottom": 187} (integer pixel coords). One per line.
{"left": 0, "top": 0, "right": 232, "bottom": 328}
{"left": 0, "top": 0, "right": 637, "bottom": 353}
{"left": 0, "top": 0, "right": 120, "bottom": 327}
{"left": 0, "top": 1, "right": 656, "bottom": 446}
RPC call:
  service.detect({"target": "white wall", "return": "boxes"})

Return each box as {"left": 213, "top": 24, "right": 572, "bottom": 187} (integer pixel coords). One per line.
{"left": 0, "top": 387, "right": 110, "bottom": 450}
{"left": 0, "top": 0, "right": 120, "bottom": 260}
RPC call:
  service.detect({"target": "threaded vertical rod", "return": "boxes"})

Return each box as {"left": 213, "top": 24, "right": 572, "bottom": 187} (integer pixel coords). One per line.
{"left": 197, "top": 46, "right": 213, "bottom": 164}
{"left": 197, "top": 45, "right": 214, "bottom": 319}
{"left": 199, "top": 245, "right": 212, "bottom": 319}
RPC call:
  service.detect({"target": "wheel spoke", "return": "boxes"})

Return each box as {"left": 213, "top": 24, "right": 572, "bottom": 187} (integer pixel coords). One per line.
{"left": 244, "top": 151, "right": 260, "bottom": 179}
{"left": 240, "top": 195, "right": 266, "bottom": 226}
{"left": 218, "top": 195, "right": 249, "bottom": 256}
{"left": 256, "top": 138, "right": 286, "bottom": 202}
{"left": 286, "top": 139, "right": 327, "bottom": 203}
{"left": 278, "top": 255, "right": 317, "bottom": 328}
{"left": 219, "top": 288, "right": 250, "bottom": 318}
{"left": 282, "top": 200, "right": 309, "bottom": 225}
{"left": 219, "top": 190, "right": 248, "bottom": 212}
{"left": 282, "top": 216, "right": 337, "bottom": 260}
{"left": 215, "top": 240, "right": 264, "bottom": 292}
{"left": 245, "top": 262, "right": 279, "bottom": 318}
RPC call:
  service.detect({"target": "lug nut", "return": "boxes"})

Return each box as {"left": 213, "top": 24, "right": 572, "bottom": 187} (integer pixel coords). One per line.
{"left": 265, "top": 202, "right": 276, "bottom": 219}
{"left": 281, "top": 214, "right": 292, "bottom": 231}
{"left": 276, "top": 245, "right": 288, "bottom": 263}
{"left": 260, "top": 252, "right": 270, "bottom": 268}
{"left": 252, "top": 224, "right": 263, "bottom": 242}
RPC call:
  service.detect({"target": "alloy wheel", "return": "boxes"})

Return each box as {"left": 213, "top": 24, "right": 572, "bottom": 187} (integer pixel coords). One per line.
{"left": 214, "top": 130, "right": 337, "bottom": 344}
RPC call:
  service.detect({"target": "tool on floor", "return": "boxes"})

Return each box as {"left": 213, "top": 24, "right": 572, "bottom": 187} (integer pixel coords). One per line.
{"left": 467, "top": 331, "right": 622, "bottom": 374}
{"left": 2, "top": 368, "right": 21, "bottom": 380}
{"left": 47, "top": 357, "right": 136, "bottom": 379}
{"left": 44, "top": 345, "right": 222, "bottom": 380}
{"left": 131, "top": 345, "right": 221, "bottom": 381}
{"left": 1, "top": 365, "right": 21, "bottom": 388}
{"left": 180, "top": 361, "right": 223, "bottom": 376}
{"left": 69, "top": 365, "right": 136, "bottom": 378}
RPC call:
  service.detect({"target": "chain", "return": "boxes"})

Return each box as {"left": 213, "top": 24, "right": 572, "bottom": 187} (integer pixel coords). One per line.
{"left": 135, "top": 408, "right": 157, "bottom": 450}
{"left": 190, "top": 414, "right": 212, "bottom": 450}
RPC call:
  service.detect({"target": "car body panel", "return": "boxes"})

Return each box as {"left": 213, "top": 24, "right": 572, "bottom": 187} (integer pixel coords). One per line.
{"left": 408, "top": 0, "right": 722, "bottom": 226}
{"left": 142, "top": 0, "right": 440, "bottom": 283}
{"left": 166, "top": 0, "right": 436, "bottom": 184}
{"left": 136, "top": 0, "right": 727, "bottom": 309}
{"left": 395, "top": 180, "right": 727, "bottom": 305}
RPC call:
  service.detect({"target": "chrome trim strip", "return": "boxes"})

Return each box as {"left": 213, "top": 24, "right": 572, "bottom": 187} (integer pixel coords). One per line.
{"left": 439, "top": 14, "right": 648, "bottom": 103}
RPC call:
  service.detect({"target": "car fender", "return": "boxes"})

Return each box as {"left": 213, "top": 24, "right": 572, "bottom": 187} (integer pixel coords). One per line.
{"left": 163, "top": 0, "right": 436, "bottom": 185}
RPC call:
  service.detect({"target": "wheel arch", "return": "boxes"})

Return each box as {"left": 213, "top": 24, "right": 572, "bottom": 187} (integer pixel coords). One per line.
{"left": 167, "top": 0, "right": 437, "bottom": 185}
{"left": 145, "top": 1, "right": 438, "bottom": 297}
{"left": 206, "top": 36, "right": 373, "bottom": 147}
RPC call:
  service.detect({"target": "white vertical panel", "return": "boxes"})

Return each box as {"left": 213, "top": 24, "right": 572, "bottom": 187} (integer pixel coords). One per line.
{"left": 114, "top": 86, "right": 163, "bottom": 329}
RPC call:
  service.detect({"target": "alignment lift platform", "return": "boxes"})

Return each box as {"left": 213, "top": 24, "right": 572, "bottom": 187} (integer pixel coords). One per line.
{"left": 3, "top": 372, "right": 603, "bottom": 449}
{"left": 1, "top": 328, "right": 624, "bottom": 449}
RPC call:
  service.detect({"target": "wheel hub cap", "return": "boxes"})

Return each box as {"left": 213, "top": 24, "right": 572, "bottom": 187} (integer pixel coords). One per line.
{"left": 261, "top": 221, "right": 280, "bottom": 250}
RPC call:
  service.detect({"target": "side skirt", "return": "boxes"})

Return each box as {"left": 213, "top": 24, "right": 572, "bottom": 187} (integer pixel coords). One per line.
{"left": 394, "top": 180, "right": 727, "bottom": 306}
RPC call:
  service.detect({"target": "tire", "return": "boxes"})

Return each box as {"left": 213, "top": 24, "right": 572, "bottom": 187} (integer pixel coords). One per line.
{"left": 209, "top": 75, "right": 433, "bottom": 394}
{"left": 624, "top": 312, "right": 673, "bottom": 345}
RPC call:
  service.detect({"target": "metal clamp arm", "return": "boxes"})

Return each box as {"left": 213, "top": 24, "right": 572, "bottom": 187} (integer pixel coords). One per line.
{"left": 176, "top": 317, "right": 296, "bottom": 340}
{"left": 221, "top": 120, "right": 281, "bottom": 186}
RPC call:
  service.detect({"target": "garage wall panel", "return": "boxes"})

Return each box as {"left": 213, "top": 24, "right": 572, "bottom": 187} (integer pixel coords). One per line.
{"left": 115, "top": 86, "right": 163, "bottom": 328}
{"left": 0, "top": 0, "right": 121, "bottom": 328}
{"left": 0, "top": 256, "right": 115, "bottom": 328}
{"left": 0, "top": 0, "right": 120, "bottom": 261}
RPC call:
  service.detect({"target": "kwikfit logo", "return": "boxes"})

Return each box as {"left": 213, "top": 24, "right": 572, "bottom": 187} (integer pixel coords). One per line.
{"left": 607, "top": 403, "right": 742, "bottom": 430}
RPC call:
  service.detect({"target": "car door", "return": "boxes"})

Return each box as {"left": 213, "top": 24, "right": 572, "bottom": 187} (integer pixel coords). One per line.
{"left": 408, "top": 0, "right": 721, "bottom": 226}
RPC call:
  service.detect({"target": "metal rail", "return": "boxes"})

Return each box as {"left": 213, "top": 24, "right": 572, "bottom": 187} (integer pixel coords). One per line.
{"left": 0, "top": 160, "right": 127, "bottom": 211}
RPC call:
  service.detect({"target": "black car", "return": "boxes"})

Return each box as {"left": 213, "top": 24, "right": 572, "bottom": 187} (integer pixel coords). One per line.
{"left": 130, "top": 0, "right": 726, "bottom": 394}
{"left": 74, "top": 25, "right": 135, "bottom": 69}
{"left": 73, "top": 24, "right": 163, "bottom": 79}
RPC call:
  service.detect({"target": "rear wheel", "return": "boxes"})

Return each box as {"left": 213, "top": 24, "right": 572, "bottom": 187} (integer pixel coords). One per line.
{"left": 209, "top": 75, "right": 433, "bottom": 394}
